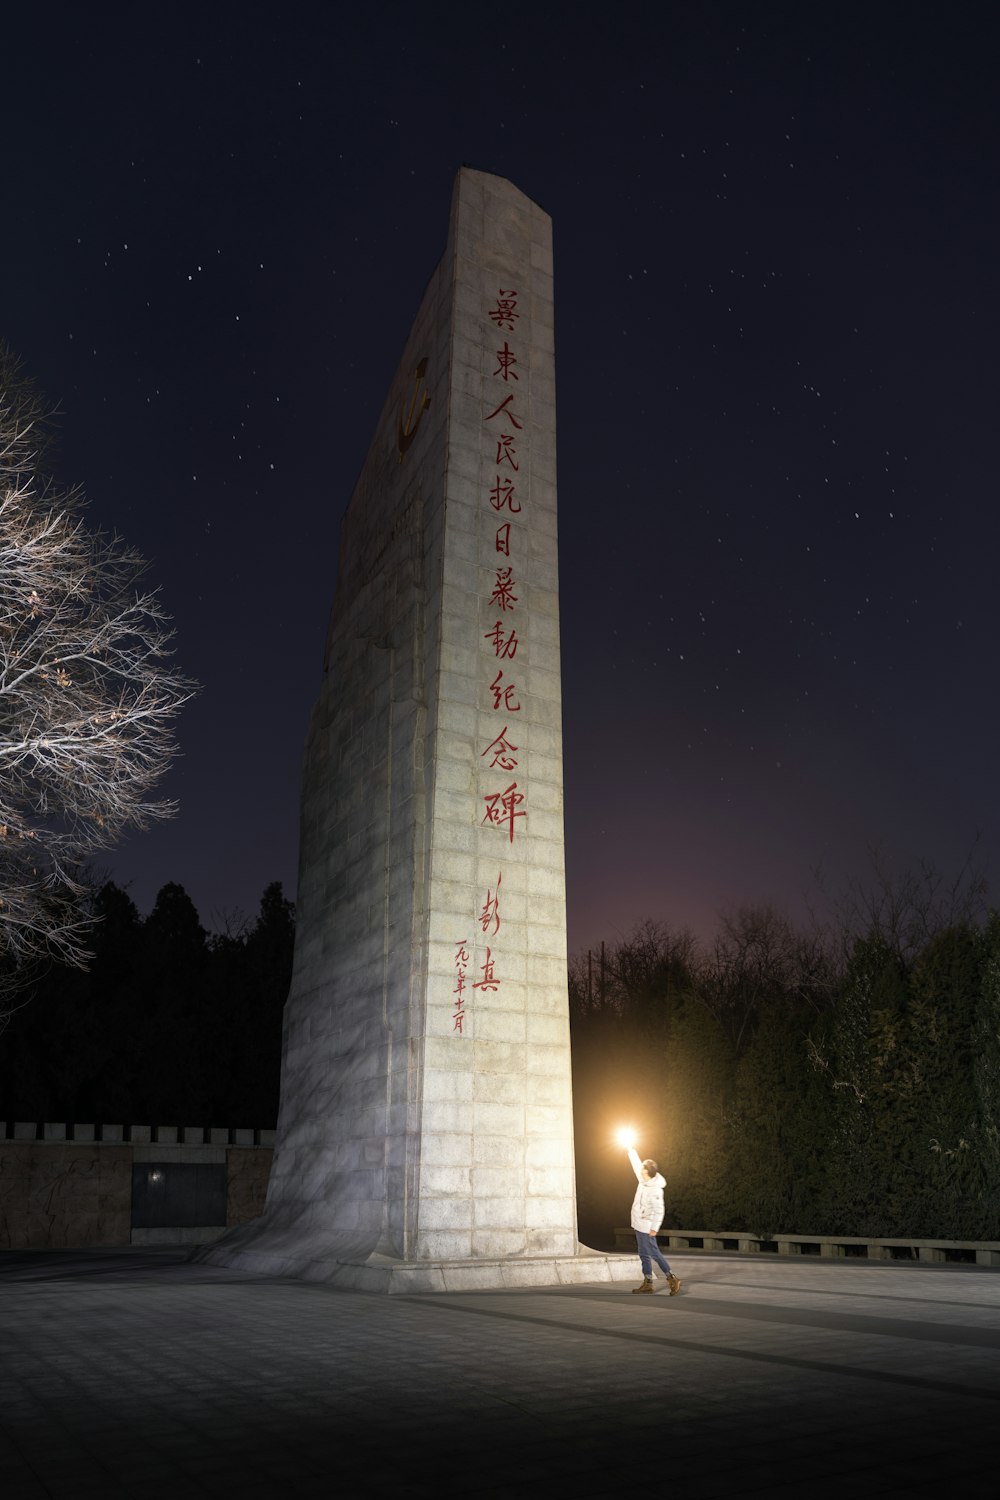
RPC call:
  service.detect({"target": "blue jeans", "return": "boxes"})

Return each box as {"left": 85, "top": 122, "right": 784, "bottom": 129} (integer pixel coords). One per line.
{"left": 637, "top": 1231, "right": 672, "bottom": 1279}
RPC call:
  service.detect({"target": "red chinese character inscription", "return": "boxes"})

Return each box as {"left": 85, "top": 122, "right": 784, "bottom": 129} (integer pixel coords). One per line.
{"left": 494, "top": 342, "right": 518, "bottom": 381}
{"left": 453, "top": 940, "right": 469, "bottom": 1033}
{"left": 481, "top": 726, "right": 519, "bottom": 771}
{"left": 473, "top": 947, "right": 500, "bottom": 991}
{"left": 485, "top": 621, "right": 518, "bottom": 658}
{"left": 480, "top": 873, "right": 502, "bottom": 936}
{"left": 482, "top": 782, "right": 526, "bottom": 843}
{"left": 490, "top": 669, "right": 520, "bottom": 713}
{"left": 488, "top": 477, "right": 520, "bottom": 513}
{"left": 490, "top": 567, "right": 518, "bottom": 612}
{"left": 495, "top": 433, "right": 519, "bottom": 470}
{"left": 489, "top": 290, "right": 519, "bottom": 331}
{"left": 485, "top": 393, "right": 523, "bottom": 431}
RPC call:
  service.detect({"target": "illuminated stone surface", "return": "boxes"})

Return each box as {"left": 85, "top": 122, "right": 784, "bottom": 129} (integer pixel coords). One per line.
{"left": 202, "top": 169, "right": 632, "bottom": 1289}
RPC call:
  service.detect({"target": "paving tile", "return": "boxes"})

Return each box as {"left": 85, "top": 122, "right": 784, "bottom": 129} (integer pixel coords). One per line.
{"left": 2, "top": 1250, "right": 1000, "bottom": 1495}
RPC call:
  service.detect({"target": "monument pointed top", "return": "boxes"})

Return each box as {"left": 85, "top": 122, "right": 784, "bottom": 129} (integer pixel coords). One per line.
{"left": 453, "top": 162, "right": 552, "bottom": 218}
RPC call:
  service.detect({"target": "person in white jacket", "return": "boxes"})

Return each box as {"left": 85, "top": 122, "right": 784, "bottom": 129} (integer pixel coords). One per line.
{"left": 627, "top": 1146, "right": 682, "bottom": 1295}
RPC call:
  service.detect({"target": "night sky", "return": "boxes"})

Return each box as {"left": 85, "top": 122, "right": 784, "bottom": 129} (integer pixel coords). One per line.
{"left": 5, "top": 3, "right": 997, "bottom": 954}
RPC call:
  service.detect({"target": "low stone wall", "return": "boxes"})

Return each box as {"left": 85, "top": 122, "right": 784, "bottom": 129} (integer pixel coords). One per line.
{"left": 0, "top": 1124, "right": 274, "bottom": 1250}
{"left": 227, "top": 1144, "right": 272, "bottom": 1228}
{"left": 0, "top": 1142, "right": 132, "bottom": 1249}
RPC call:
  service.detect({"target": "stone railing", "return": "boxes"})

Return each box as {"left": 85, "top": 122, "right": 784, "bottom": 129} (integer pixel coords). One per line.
{"left": 614, "top": 1226, "right": 1000, "bottom": 1267}
{"left": 0, "top": 1122, "right": 275, "bottom": 1251}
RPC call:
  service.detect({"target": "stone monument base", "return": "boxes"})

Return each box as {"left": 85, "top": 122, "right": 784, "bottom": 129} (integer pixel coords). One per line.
{"left": 199, "top": 1242, "right": 641, "bottom": 1295}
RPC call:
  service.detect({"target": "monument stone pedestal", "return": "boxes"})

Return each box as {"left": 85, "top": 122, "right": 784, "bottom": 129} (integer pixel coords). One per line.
{"left": 202, "top": 168, "right": 637, "bottom": 1291}
{"left": 203, "top": 1240, "right": 639, "bottom": 1295}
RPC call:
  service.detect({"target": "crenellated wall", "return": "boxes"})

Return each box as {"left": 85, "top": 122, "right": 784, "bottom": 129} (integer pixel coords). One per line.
{"left": 0, "top": 1124, "right": 274, "bottom": 1250}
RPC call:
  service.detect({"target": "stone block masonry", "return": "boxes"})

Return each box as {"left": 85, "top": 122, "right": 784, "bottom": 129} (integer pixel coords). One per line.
{"left": 200, "top": 168, "right": 636, "bottom": 1291}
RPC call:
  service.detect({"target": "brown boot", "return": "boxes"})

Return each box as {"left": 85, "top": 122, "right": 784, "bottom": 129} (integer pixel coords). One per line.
{"left": 667, "top": 1274, "right": 683, "bottom": 1296}
{"left": 631, "top": 1277, "right": 654, "bottom": 1294}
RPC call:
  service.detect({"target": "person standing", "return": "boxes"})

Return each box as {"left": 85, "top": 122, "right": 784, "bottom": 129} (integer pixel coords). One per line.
{"left": 627, "top": 1145, "right": 682, "bottom": 1295}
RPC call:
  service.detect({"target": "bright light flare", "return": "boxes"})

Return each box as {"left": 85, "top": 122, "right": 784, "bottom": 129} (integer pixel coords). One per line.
{"left": 616, "top": 1127, "right": 637, "bottom": 1150}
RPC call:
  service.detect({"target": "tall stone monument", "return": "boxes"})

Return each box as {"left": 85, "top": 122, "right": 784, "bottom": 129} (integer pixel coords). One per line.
{"left": 205, "top": 168, "right": 632, "bottom": 1290}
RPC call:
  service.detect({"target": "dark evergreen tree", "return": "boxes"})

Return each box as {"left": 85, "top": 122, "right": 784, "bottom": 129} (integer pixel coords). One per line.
{"left": 0, "top": 881, "right": 139, "bottom": 1121}
{"left": 812, "top": 922, "right": 999, "bottom": 1238}
{"left": 973, "top": 914, "right": 1000, "bottom": 1236}
{"left": 206, "top": 882, "right": 293, "bottom": 1127}
{"left": 0, "top": 879, "right": 292, "bottom": 1129}
{"left": 892, "top": 924, "right": 984, "bottom": 1235}
{"left": 724, "top": 997, "right": 831, "bottom": 1234}
{"left": 71, "top": 882, "right": 146, "bottom": 1122}
{"left": 661, "top": 997, "right": 735, "bottom": 1227}
{"left": 135, "top": 883, "right": 211, "bottom": 1122}
{"left": 809, "top": 935, "right": 909, "bottom": 1235}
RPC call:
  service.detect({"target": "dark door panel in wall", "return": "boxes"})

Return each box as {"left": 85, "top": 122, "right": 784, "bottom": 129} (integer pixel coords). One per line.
{"left": 131, "top": 1163, "right": 226, "bottom": 1227}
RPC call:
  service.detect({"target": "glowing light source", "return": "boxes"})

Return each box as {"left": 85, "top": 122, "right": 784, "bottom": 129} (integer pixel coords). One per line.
{"left": 616, "top": 1127, "right": 637, "bottom": 1150}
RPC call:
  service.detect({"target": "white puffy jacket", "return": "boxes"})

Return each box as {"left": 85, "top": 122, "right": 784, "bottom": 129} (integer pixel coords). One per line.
{"left": 628, "top": 1147, "right": 666, "bottom": 1234}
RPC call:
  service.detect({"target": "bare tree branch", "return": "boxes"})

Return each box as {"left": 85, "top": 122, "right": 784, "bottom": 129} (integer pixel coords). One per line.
{"left": 697, "top": 903, "right": 839, "bottom": 1053}
{"left": 0, "top": 346, "right": 196, "bottom": 1007}
{"left": 829, "top": 841, "right": 990, "bottom": 963}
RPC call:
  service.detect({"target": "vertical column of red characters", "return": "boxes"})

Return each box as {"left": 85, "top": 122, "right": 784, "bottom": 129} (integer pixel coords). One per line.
{"left": 453, "top": 287, "right": 528, "bottom": 1035}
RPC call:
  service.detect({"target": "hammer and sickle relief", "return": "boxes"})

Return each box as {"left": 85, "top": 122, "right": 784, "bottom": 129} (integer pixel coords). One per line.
{"left": 397, "top": 356, "right": 431, "bottom": 463}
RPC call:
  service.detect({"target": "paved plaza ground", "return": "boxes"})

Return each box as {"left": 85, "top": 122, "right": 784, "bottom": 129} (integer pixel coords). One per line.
{"left": 1, "top": 1247, "right": 999, "bottom": 1498}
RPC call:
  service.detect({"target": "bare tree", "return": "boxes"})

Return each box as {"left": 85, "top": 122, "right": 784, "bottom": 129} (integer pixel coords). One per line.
{"left": 0, "top": 347, "right": 195, "bottom": 1006}
{"left": 829, "top": 842, "right": 990, "bottom": 964}
{"left": 699, "top": 903, "right": 838, "bottom": 1053}
{"left": 568, "top": 920, "right": 698, "bottom": 1020}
